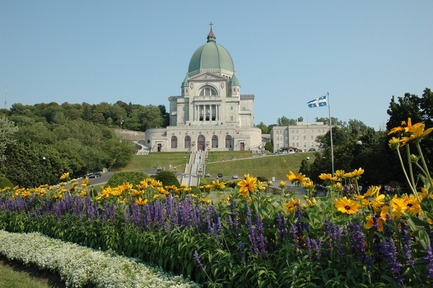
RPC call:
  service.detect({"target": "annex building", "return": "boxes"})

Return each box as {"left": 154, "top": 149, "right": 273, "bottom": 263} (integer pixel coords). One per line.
{"left": 144, "top": 27, "right": 262, "bottom": 152}
{"left": 270, "top": 122, "right": 331, "bottom": 153}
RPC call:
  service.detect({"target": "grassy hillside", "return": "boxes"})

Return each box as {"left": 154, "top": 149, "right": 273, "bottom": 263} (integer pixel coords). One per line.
{"left": 117, "top": 151, "right": 314, "bottom": 181}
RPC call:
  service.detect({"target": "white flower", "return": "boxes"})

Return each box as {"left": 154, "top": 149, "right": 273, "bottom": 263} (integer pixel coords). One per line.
{"left": 0, "top": 230, "right": 200, "bottom": 288}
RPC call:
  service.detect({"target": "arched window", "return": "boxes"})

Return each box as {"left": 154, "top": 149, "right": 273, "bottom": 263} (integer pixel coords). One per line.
{"left": 171, "top": 136, "right": 177, "bottom": 149}
{"left": 199, "top": 86, "right": 218, "bottom": 96}
{"left": 225, "top": 135, "right": 232, "bottom": 148}
{"left": 184, "top": 135, "right": 191, "bottom": 149}
{"left": 197, "top": 135, "right": 206, "bottom": 151}
{"left": 212, "top": 135, "right": 218, "bottom": 148}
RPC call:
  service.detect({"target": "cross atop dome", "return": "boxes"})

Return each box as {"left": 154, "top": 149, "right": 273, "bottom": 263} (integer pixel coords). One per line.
{"left": 207, "top": 22, "right": 216, "bottom": 42}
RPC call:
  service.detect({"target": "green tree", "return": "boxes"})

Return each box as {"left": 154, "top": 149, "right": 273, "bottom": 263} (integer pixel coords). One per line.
{"left": 139, "top": 105, "right": 164, "bottom": 130}
{"left": 0, "top": 117, "right": 18, "bottom": 163}
{"left": 256, "top": 122, "right": 269, "bottom": 134}
{"left": 264, "top": 142, "right": 273, "bottom": 152}
{"left": 386, "top": 88, "right": 433, "bottom": 179}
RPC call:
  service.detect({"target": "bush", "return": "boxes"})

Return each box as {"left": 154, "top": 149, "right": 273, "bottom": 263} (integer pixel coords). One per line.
{"left": 154, "top": 171, "right": 180, "bottom": 187}
{"left": 0, "top": 176, "right": 13, "bottom": 188}
{"left": 105, "top": 171, "right": 148, "bottom": 187}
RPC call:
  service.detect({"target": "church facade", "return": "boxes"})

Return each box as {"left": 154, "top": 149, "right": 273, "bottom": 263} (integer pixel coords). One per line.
{"left": 144, "top": 27, "right": 262, "bottom": 152}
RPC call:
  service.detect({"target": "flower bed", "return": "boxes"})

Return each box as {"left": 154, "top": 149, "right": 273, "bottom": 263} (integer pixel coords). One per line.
{"left": 0, "top": 230, "right": 199, "bottom": 288}
{"left": 0, "top": 118, "right": 432, "bottom": 287}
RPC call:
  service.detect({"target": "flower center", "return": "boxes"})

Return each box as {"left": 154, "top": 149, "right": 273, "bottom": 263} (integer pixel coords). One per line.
{"left": 345, "top": 205, "right": 351, "bottom": 210}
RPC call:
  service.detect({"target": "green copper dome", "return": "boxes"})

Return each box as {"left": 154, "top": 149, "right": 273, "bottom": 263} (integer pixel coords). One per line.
{"left": 188, "top": 28, "right": 234, "bottom": 75}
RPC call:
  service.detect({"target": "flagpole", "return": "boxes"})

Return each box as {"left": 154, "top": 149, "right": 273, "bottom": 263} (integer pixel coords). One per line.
{"left": 327, "top": 92, "right": 335, "bottom": 175}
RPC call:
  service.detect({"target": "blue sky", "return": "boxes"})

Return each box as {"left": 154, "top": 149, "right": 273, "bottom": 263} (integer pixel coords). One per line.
{"left": 1, "top": 1, "right": 432, "bottom": 130}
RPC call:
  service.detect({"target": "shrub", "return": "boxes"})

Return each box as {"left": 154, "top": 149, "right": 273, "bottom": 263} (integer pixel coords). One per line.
{"left": 154, "top": 171, "right": 180, "bottom": 187}
{"left": 0, "top": 176, "right": 13, "bottom": 188}
{"left": 105, "top": 171, "right": 148, "bottom": 187}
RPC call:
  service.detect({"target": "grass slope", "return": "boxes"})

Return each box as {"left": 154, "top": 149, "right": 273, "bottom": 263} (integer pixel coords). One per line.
{"left": 117, "top": 151, "right": 314, "bottom": 181}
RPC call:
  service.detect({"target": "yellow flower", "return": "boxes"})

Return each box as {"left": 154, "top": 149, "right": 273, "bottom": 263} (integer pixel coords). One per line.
{"left": 60, "top": 172, "right": 70, "bottom": 180}
{"left": 391, "top": 195, "right": 406, "bottom": 219}
{"left": 157, "top": 187, "right": 169, "bottom": 195}
{"left": 418, "top": 187, "right": 428, "bottom": 200}
{"left": 286, "top": 171, "right": 298, "bottom": 182}
{"left": 199, "top": 197, "right": 211, "bottom": 204}
{"left": 335, "top": 197, "right": 361, "bottom": 215}
{"left": 135, "top": 197, "right": 149, "bottom": 206}
{"left": 365, "top": 215, "right": 384, "bottom": 232}
{"left": 334, "top": 170, "right": 345, "bottom": 180}
{"left": 284, "top": 198, "right": 300, "bottom": 212}
{"left": 343, "top": 168, "right": 364, "bottom": 179}
{"left": 130, "top": 189, "right": 143, "bottom": 197}
{"left": 211, "top": 180, "right": 226, "bottom": 190}
{"left": 119, "top": 182, "right": 133, "bottom": 193}
{"left": 237, "top": 175, "right": 258, "bottom": 197}
{"left": 402, "top": 194, "right": 422, "bottom": 215}
{"left": 79, "top": 189, "right": 87, "bottom": 198}
{"left": 369, "top": 194, "right": 386, "bottom": 212}
{"left": 379, "top": 205, "right": 391, "bottom": 221}
{"left": 303, "top": 197, "right": 317, "bottom": 207}
{"left": 257, "top": 180, "right": 266, "bottom": 191}
{"left": 319, "top": 173, "right": 339, "bottom": 182}
{"left": 333, "top": 182, "right": 343, "bottom": 191}
{"left": 279, "top": 181, "right": 287, "bottom": 189}
{"left": 301, "top": 178, "right": 314, "bottom": 189}
{"left": 388, "top": 137, "right": 402, "bottom": 149}
{"left": 363, "top": 185, "right": 381, "bottom": 198}
{"left": 81, "top": 178, "right": 89, "bottom": 187}
{"left": 287, "top": 171, "right": 308, "bottom": 184}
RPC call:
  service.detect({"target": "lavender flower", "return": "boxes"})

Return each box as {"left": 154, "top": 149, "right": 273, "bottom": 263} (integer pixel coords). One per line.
{"left": 380, "top": 238, "right": 403, "bottom": 284}
{"left": 193, "top": 250, "right": 205, "bottom": 271}
{"left": 424, "top": 245, "right": 433, "bottom": 280}
{"left": 348, "top": 222, "right": 366, "bottom": 262}
{"left": 311, "top": 238, "right": 322, "bottom": 260}
{"left": 400, "top": 221, "right": 414, "bottom": 266}
{"left": 255, "top": 214, "right": 267, "bottom": 254}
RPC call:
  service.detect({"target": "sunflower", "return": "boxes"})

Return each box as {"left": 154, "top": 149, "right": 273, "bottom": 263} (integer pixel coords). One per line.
{"left": 335, "top": 197, "right": 361, "bottom": 215}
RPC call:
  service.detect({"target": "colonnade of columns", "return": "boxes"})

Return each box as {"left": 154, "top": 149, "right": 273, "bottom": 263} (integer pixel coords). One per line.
{"left": 194, "top": 104, "right": 220, "bottom": 122}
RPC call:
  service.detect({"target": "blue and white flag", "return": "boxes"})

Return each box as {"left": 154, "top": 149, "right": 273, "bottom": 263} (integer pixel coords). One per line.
{"left": 307, "top": 95, "right": 327, "bottom": 108}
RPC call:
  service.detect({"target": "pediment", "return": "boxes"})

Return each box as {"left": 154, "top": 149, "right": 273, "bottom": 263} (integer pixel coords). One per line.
{"left": 188, "top": 73, "right": 226, "bottom": 82}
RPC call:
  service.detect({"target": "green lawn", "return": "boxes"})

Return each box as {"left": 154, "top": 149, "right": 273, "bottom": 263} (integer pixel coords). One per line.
{"left": 117, "top": 151, "right": 314, "bottom": 181}
{"left": 0, "top": 257, "right": 64, "bottom": 288}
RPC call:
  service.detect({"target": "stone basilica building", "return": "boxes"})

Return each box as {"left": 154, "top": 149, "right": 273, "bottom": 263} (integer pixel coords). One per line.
{"left": 144, "top": 27, "right": 262, "bottom": 152}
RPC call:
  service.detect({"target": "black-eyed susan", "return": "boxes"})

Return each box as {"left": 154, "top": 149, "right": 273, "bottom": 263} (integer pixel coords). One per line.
{"left": 284, "top": 198, "right": 300, "bottom": 212}
{"left": 237, "top": 175, "right": 257, "bottom": 197}
{"left": 402, "top": 194, "right": 422, "bottom": 215}
{"left": 335, "top": 197, "right": 360, "bottom": 215}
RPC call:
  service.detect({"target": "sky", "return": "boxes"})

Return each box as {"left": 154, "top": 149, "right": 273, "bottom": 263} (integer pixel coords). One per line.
{"left": 1, "top": 1, "right": 432, "bottom": 131}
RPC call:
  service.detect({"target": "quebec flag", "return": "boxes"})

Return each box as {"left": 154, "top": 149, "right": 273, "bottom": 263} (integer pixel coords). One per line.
{"left": 307, "top": 95, "right": 327, "bottom": 108}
